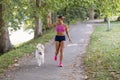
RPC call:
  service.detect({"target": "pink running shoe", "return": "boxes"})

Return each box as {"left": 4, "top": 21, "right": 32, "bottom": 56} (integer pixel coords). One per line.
{"left": 59, "top": 62, "right": 63, "bottom": 67}
{"left": 54, "top": 56, "right": 58, "bottom": 61}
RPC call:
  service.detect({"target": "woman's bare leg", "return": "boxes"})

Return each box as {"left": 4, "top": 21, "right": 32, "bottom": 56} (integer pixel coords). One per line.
{"left": 55, "top": 41, "right": 60, "bottom": 56}
{"left": 59, "top": 41, "right": 65, "bottom": 64}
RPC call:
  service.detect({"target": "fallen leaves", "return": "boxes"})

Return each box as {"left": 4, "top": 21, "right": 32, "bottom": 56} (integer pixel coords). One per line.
{"left": 110, "top": 72, "right": 120, "bottom": 80}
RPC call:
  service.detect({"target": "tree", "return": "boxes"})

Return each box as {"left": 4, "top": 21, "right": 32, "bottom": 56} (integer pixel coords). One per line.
{"left": 89, "top": 8, "right": 94, "bottom": 20}
{"left": 34, "top": 0, "right": 42, "bottom": 39}
{"left": 0, "top": 0, "right": 31, "bottom": 54}
{"left": 0, "top": 2, "right": 12, "bottom": 54}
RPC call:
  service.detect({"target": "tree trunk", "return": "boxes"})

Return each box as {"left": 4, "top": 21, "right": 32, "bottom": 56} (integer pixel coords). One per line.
{"left": 52, "top": 12, "right": 57, "bottom": 23}
{"left": 106, "top": 17, "right": 111, "bottom": 31}
{"left": 34, "top": 0, "right": 42, "bottom": 39}
{"left": 34, "top": 18, "right": 42, "bottom": 39}
{"left": 89, "top": 8, "right": 94, "bottom": 20}
{"left": 117, "top": 16, "right": 120, "bottom": 21}
{"left": 0, "top": 3, "right": 12, "bottom": 54}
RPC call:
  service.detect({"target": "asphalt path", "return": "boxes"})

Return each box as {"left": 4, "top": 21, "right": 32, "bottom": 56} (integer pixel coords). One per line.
{"left": 2, "top": 22, "right": 94, "bottom": 80}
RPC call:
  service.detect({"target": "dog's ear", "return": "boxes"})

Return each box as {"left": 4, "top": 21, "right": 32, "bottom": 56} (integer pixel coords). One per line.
{"left": 36, "top": 43, "right": 41, "bottom": 48}
{"left": 41, "top": 45, "right": 45, "bottom": 50}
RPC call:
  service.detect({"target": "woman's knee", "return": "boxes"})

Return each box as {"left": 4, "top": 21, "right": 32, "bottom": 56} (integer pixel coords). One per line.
{"left": 60, "top": 48, "right": 64, "bottom": 53}
{"left": 55, "top": 42, "right": 60, "bottom": 52}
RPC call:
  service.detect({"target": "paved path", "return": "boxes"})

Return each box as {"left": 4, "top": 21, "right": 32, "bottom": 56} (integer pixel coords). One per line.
{"left": 2, "top": 22, "right": 94, "bottom": 80}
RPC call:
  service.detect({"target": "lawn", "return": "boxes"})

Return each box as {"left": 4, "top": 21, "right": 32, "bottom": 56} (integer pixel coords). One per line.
{"left": 84, "top": 22, "right": 120, "bottom": 80}
{"left": 0, "top": 29, "right": 55, "bottom": 76}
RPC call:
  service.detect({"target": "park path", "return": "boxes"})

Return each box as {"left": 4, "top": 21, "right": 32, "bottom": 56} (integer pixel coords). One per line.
{"left": 2, "top": 22, "right": 94, "bottom": 80}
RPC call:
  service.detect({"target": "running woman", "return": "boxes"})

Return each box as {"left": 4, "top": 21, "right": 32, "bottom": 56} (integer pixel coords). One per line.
{"left": 48, "top": 15, "right": 72, "bottom": 67}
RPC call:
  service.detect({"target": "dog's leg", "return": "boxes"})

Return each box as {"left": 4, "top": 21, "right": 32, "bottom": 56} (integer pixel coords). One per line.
{"left": 38, "top": 58, "right": 41, "bottom": 66}
{"left": 41, "top": 56, "right": 44, "bottom": 64}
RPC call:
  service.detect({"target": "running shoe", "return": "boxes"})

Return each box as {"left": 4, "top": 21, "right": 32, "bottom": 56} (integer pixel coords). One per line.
{"left": 59, "top": 62, "right": 63, "bottom": 67}
{"left": 54, "top": 56, "right": 58, "bottom": 61}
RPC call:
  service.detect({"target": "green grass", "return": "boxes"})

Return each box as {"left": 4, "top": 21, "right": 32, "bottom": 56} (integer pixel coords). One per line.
{"left": 84, "top": 23, "right": 120, "bottom": 80}
{"left": 0, "top": 29, "right": 55, "bottom": 76}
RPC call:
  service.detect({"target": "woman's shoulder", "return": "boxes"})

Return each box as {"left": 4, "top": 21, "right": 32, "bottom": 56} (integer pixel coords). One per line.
{"left": 63, "top": 24, "right": 68, "bottom": 27}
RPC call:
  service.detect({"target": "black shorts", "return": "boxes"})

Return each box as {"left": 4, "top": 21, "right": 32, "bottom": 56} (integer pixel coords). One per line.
{"left": 55, "top": 35, "right": 66, "bottom": 42}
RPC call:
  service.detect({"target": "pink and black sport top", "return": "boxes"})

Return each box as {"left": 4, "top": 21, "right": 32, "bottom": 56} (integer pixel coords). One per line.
{"left": 56, "top": 24, "right": 66, "bottom": 32}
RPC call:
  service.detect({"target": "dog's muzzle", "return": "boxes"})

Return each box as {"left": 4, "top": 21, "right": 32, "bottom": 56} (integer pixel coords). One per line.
{"left": 39, "top": 52, "right": 42, "bottom": 55}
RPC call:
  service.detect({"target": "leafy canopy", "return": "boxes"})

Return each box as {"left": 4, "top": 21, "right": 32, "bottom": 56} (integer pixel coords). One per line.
{"left": 1, "top": 0, "right": 120, "bottom": 30}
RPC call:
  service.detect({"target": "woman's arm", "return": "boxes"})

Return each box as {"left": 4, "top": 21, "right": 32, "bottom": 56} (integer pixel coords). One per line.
{"left": 65, "top": 24, "right": 72, "bottom": 42}
{"left": 47, "top": 16, "right": 56, "bottom": 28}
{"left": 48, "top": 21, "right": 55, "bottom": 28}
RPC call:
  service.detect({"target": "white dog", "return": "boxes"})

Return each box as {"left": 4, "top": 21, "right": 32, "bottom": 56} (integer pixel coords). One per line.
{"left": 35, "top": 43, "right": 45, "bottom": 66}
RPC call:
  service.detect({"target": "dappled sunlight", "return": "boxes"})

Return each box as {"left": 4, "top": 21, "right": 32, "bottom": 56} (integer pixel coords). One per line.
{"left": 67, "top": 43, "right": 79, "bottom": 47}
{"left": 9, "top": 28, "right": 34, "bottom": 45}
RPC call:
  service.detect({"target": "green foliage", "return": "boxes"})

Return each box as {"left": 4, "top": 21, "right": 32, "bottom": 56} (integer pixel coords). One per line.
{"left": 2, "top": 0, "right": 29, "bottom": 30}
{"left": 1, "top": 0, "right": 120, "bottom": 31}
{"left": 0, "top": 0, "right": 119, "bottom": 40}
{"left": 97, "top": 0, "right": 120, "bottom": 17}
{"left": 84, "top": 23, "right": 120, "bottom": 80}
{"left": 1, "top": 0, "right": 72, "bottom": 31}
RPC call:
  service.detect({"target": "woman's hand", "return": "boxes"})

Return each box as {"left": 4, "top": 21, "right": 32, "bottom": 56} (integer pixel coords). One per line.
{"left": 69, "top": 38, "right": 72, "bottom": 43}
